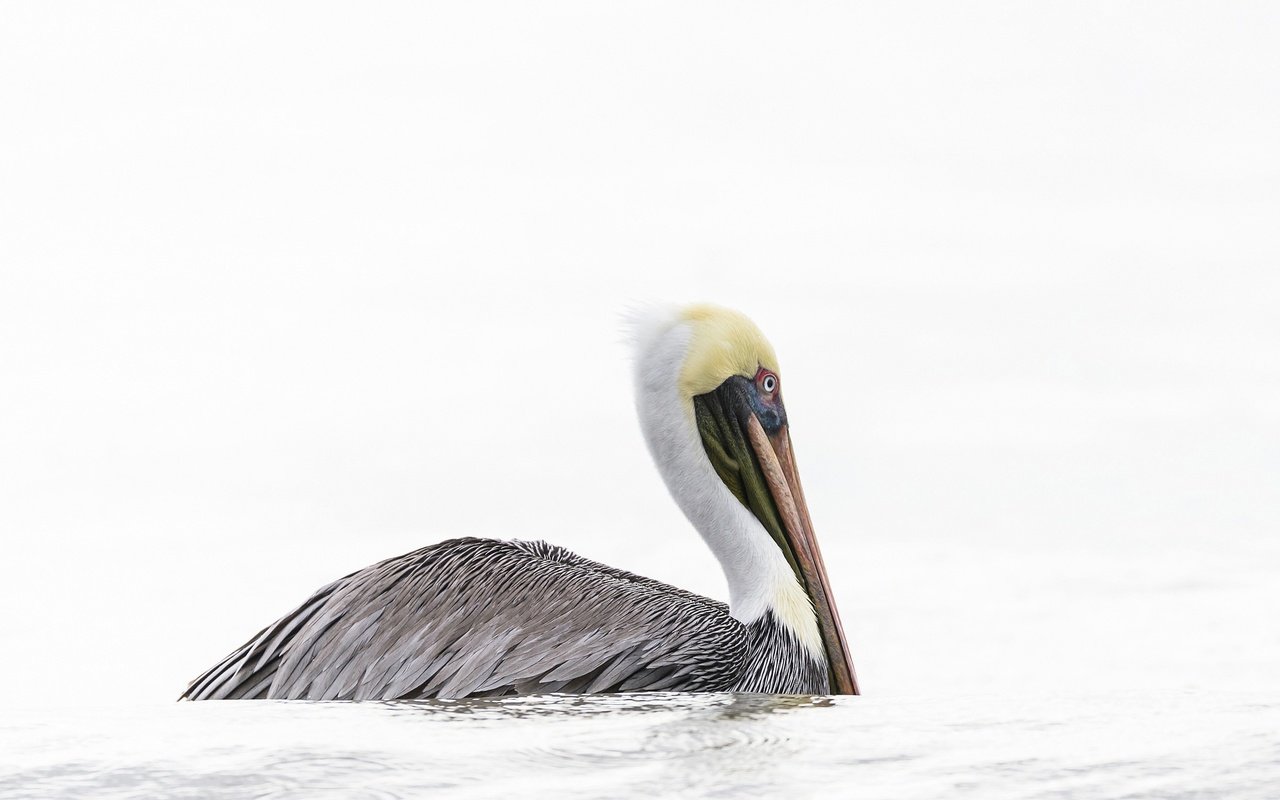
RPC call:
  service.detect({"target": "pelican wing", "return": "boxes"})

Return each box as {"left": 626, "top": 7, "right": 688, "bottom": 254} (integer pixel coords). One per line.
{"left": 181, "top": 537, "right": 747, "bottom": 700}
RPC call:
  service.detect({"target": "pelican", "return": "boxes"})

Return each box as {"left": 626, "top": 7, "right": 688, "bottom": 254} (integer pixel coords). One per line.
{"left": 182, "top": 304, "right": 859, "bottom": 700}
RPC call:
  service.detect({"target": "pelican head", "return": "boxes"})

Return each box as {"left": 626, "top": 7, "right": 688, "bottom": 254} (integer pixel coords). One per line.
{"left": 633, "top": 303, "right": 859, "bottom": 695}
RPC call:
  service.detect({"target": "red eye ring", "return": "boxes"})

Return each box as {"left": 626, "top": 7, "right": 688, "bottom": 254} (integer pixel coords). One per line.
{"left": 758, "top": 369, "right": 779, "bottom": 394}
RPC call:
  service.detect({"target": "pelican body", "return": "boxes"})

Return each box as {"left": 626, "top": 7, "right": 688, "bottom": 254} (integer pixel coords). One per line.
{"left": 183, "top": 304, "right": 858, "bottom": 700}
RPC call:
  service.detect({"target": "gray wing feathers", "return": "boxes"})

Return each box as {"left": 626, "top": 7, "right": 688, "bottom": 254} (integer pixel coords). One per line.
{"left": 182, "top": 577, "right": 345, "bottom": 700}
{"left": 181, "top": 537, "right": 746, "bottom": 701}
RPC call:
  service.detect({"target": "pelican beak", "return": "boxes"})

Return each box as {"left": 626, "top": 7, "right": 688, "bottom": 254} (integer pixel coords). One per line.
{"left": 694, "top": 378, "right": 860, "bottom": 695}
{"left": 743, "top": 417, "right": 859, "bottom": 695}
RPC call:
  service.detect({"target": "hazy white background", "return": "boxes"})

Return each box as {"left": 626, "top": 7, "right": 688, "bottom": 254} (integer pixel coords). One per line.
{"left": 1, "top": 2, "right": 1277, "bottom": 709}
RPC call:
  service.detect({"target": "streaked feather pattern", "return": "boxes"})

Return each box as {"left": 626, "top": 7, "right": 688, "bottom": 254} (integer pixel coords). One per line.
{"left": 183, "top": 538, "right": 762, "bottom": 701}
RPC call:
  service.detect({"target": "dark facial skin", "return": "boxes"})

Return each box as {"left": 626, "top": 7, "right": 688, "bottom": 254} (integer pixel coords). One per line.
{"left": 712, "top": 369, "right": 786, "bottom": 435}
{"left": 692, "top": 369, "right": 799, "bottom": 585}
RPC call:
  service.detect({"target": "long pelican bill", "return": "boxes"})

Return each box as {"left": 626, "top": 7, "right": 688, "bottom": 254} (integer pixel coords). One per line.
{"left": 693, "top": 376, "right": 860, "bottom": 695}
{"left": 743, "top": 416, "right": 860, "bottom": 695}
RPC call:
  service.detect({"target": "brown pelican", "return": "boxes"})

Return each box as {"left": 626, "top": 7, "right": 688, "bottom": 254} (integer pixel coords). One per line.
{"left": 182, "top": 304, "right": 858, "bottom": 700}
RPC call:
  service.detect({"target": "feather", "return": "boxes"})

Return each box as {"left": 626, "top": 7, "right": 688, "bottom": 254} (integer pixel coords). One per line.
{"left": 181, "top": 537, "right": 750, "bottom": 701}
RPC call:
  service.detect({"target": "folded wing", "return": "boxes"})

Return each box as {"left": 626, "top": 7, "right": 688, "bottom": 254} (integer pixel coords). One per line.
{"left": 181, "top": 537, "right": 747, "bottom": 700}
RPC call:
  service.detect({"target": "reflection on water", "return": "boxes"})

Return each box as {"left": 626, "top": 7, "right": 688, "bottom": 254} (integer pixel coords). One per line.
{"left": 380, "top": 690, "right": 833, "bottom": 720}
{"left": 2, "top": 692, "right": 1278, "bottom": 799}
{"left": 504, "top": 693, "right": 832, "bottom": 795}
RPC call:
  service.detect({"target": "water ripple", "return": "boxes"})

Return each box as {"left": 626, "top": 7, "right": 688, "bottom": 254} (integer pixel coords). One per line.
{"left": 2, "top": 691, "right": 1278, "bottom": 800}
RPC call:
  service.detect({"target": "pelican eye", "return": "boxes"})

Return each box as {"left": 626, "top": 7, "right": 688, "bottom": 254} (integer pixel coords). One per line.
{"left": 760, "top": 371, "right": 778, "bottom": 394}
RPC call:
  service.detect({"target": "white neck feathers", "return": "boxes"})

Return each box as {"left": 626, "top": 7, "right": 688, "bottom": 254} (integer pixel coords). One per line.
{"left": 630, "top": 307, "right": 822, "bottom": 656}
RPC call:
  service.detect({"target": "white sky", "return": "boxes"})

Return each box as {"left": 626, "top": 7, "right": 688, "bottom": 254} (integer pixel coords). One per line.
{"left": 1, "top": 2, "right": 1277, "bottom": 707}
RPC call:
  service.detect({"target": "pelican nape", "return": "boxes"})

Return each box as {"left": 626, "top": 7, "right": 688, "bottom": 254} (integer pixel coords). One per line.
{"left": 182, "top": 304, "right": 859, "bottom": 700}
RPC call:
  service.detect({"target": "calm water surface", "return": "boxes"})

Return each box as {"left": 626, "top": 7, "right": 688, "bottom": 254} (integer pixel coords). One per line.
{"left": 3, "top": 692, "right": 1277, "bottom": 799}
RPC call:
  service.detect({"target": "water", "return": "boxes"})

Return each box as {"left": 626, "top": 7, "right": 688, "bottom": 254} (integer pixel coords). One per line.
{"left": 4, "top": 536, "right": 1278, "bottom": 798}
{"left": 4, "top": 691, "right": 1277, "bottom": 799}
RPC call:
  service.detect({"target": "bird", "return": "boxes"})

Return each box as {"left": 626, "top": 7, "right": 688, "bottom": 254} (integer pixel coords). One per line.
{"left": 181, "top": 303, "right": 858, "bottom": 701}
